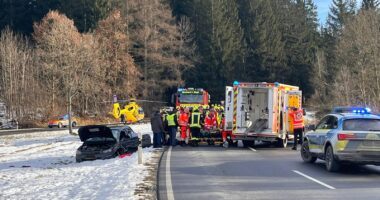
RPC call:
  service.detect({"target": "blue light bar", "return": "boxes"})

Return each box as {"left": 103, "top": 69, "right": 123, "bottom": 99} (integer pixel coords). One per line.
{"left": 351, "top": 107, "right": 371, "bottom": 114}
{"left": 233, "top": 81, "right": 239, "bottom": 86}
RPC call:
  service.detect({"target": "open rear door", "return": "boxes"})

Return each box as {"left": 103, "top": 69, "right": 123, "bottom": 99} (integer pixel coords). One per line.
{"left": 224, "top": 86, "right": 234, "bottom": 130}
{"left": 284, "top": 90, "right": 302, "bottom": 134}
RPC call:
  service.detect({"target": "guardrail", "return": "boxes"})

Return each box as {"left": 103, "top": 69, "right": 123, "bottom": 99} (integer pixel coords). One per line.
{"left": 0, "top": 121, "right": 150, "bottom": 136}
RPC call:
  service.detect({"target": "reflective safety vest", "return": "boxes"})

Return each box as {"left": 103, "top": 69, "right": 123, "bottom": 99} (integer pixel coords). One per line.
{"left": 190, "top": 112, "right": 201, "bottom": 128}
{"left": 166, "top": 114, "right": 176, "bottom": 126}
{"left": 291, "top": 109, "right": 304, "bottom": 129}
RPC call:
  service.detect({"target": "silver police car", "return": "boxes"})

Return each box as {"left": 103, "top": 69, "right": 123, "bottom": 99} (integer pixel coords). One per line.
{"left": 301, "top": 107, "right": 380, "bottom": 172}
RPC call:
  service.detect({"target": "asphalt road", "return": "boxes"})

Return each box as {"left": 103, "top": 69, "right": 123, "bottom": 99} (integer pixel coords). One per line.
{"left": 158, "top": 143, "right": 380, "bottom": 200}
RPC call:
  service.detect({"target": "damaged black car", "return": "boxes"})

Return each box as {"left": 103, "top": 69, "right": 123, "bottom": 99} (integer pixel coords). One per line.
{"left": 76, "top": 125, "right": 152, "bottom": 162}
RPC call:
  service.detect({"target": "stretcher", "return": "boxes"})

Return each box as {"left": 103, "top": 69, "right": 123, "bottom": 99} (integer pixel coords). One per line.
{"left": 189, "top": 128, "right": 224, "bottom": 146}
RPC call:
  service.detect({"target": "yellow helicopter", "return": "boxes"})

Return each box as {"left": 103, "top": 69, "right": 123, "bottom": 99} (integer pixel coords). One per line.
{"left": 111, "top": 95, "right": 145, "bottom": 124}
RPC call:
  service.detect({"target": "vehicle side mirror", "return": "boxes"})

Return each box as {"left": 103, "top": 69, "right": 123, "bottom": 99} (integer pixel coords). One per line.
{"left": 308, "top": 124, "right": 316, "bottom": 131}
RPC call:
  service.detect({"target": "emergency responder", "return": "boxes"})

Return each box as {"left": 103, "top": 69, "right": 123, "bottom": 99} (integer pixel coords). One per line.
{"left": 220, "top": 114, "right": 231, "bottom": 148}
{"left": 165, "top": 109, "right": 178, "bottom": 146}
{"left": 204, "top": 111, "right": 217, "bottom": 130}
{"left": 161, "top": 109, "right": 169, "bottom": 145}
{"left": 189, "top": 109, "right": 202, "bottom": 143}
{"left": 151, "top": 110, "right": 164, "bottom": 148}
{"left": 289, "top": 107, "right": 304, "bottom": 150}
{"left": 178, "top": 107, "right": 190, "bottom": 146}
{"left": 208, "top": 107, "right": 218, "bottom": 127}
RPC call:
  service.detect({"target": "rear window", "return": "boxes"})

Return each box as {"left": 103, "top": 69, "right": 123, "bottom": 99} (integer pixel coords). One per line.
{"left": 343, "top": 119, "right": 380, "bottom": 131}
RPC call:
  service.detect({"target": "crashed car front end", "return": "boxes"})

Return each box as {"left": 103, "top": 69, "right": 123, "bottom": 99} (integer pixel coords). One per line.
{"left": 76, "top": 138, "right": 119, "bottom": 162}
{"left": 76, "top": 125, "right": 121, "bottom": 162}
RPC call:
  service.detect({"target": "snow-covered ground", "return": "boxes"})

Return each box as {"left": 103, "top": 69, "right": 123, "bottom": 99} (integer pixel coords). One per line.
{"left": 0, "top": 123, "right": 156, "bottom": 200}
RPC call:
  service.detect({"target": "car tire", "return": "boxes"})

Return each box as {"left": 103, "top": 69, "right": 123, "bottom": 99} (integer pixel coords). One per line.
{"left": 72, "top": 122, "right": 77, "bottom": 127}
{"left": 325, "top": 145, "right": 340, "bottom": 172}
{"left": 301, "top": 141, "right": 317, "bottom": 163}
{"left": 58, "top": 123, "right": 63, "bottom": 128}
{"left": 76, "top": 157, "right": 82, "bottom": 163}
{"left": 48, "top": 125, "right": 52, "bottom": 128}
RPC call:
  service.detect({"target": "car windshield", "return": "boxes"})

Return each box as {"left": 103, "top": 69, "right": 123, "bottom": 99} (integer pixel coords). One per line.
{"left": 343, "top": 119, "right": 380, "bottom": 131}
{"left": 179, "top": 94, "right": 203, "bottom": 103}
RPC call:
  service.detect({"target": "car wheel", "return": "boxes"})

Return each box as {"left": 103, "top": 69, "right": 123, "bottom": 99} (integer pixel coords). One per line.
{"left": 72, "top": 122, "right": 77, "bottom": 127}
{"left": 48, "top": 125, "right": 52, "bottom": 128}
{"left": 58, "top": 123, "right": 63, "bottom": 128}
{"left": 301, "top": 141, "right": 317, "bottom": 163}
{"left": 76, "top": 157, "right": 82, "bottom": 163}
{"left": 325, "top": 145, "right": 340, "bottom": 172}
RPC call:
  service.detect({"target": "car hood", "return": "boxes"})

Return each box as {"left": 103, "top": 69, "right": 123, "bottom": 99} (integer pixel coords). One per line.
{"left": 78, "top": 125, "right": 115, "bottom": 142}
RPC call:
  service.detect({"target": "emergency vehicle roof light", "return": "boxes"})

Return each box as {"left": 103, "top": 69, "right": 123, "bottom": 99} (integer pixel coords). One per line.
{"left": 274, "top": 82, "right": 279, "bottom": 87}
{"left": 233, "top": 81, "right": 239, "bottom": 86}
{"left": 351, "top": 107, "right": 371, "bottom": 114}
{"left": 366, "top": 107, "right": 372, "bottom": 113}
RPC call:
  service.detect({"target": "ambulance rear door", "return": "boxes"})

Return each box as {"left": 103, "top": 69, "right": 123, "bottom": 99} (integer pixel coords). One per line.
{"left": 224, "top": 86, "right": 234, "bottom": 130}
{"left": 284, "top": 90, "right": 302, "bottom": 133}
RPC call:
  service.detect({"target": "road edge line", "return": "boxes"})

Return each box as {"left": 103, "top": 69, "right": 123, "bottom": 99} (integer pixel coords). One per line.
{"left": 248, "top": 147, "right": 256, "bottom": 152}
{"left": 156, "top": 147, "right": 166, "bottom": 200}
{"left": 292, "top": 170, "right": 336, "bottom": 190}
{"left": 166, "top": 146, "right": 175, "bottom": 200}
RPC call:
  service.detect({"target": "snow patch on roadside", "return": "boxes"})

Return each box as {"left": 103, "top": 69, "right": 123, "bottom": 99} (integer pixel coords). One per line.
{"left": 0, "top": 123, "right": 155, "bottom": 200}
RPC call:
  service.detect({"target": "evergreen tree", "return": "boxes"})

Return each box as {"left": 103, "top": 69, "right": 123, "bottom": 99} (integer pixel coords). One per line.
{"left": 211, "top": 0, "right": 246, "bottom": 84}
{"left": 58, "top": 0, "right": 115, "bottom": 32}
{"left": 361, "top": 0, "right": 379, "bottom": 10}
{"left": 0, "top": 0, "right": 60, "bottom": 34}
{"left": 327, "top": 0, "right": 357, "bottom": 37}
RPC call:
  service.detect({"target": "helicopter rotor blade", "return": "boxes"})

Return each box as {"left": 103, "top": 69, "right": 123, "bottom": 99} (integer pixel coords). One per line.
{"left": 101, "top": 99, "right": 167, "bottom": 104}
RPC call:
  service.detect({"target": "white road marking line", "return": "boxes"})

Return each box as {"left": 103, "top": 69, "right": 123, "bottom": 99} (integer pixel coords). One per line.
{"left": 248, "top": 147, "right": 256, "bottom": 152}
{"left": 292, "top": 170, "right": 336, "bottom": 190}
{"left": 166, "top": 146, "right": 175, "bottom": 200}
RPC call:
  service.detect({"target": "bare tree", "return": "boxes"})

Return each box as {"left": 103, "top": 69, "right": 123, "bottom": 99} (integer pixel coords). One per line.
{"left": 33, "top": 11, "right": 93, "bottom": 133}
{"left": 334, "top": 9, "right": 380, "bottom": 110}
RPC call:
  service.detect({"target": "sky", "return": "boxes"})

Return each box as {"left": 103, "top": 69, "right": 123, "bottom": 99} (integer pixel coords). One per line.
{"left": 315, "top": 0, "right": 362, "bottom": 25}
{"left": 315, "top": 0, "right": 332, "bottom": 25}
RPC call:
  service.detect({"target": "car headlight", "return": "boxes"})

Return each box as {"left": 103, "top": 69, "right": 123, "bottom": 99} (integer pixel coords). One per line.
{"left": 102, "top": 148, "right": 113, "bottom": 153}
{"left": 76, "top": 150, "right": 82, "bottom": 155}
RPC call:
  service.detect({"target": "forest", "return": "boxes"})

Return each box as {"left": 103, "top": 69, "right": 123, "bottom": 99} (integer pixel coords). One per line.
{"left": 0, "top": 0, "right": 379, "bottom": 121}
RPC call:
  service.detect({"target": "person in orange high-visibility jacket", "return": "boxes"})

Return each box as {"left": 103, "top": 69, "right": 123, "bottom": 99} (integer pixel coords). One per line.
{"left": 178, "top": 107, "right": 190, "bottom": 145}
{"left": 289, "top": 107, "right": 304, "bottom": 150}
{"left": 204, "top": 112, "right": 217, "bottom": 131}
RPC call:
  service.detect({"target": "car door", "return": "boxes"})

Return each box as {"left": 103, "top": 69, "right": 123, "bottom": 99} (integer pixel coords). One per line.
{"left": 308, "top": 116, "right": 330, "bottom": 153}
{"left": 320, "top": 116, "right": 338, "bottom": 150}
{"left": 315, "top": 115, "right": 338, "bottom": 152}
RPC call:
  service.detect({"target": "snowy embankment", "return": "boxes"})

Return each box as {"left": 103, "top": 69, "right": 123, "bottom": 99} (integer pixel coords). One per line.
{"left": 0, "top": 123, "right": 157, "bottom": 200}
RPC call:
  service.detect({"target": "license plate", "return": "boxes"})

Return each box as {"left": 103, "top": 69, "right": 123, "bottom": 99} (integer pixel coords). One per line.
{"left": 362, "top": 140, "right": 380, "bottom": 147}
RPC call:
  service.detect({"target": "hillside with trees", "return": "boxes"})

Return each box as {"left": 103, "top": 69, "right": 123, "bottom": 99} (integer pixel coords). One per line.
{"left": 0, "top": 0, "right": 379, "bottom": 122}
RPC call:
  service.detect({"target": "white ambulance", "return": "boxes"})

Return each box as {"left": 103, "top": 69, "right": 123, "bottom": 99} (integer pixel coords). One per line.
{"left": 224, "top": 82, "right": 302, "bottom": 148}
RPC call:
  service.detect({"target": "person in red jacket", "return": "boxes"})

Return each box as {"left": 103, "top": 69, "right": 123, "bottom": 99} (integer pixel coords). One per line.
{"left": 289, "top": 107, "right": 304, "bottom": 150}
{"left": 178, "top": 107, "right": 190, "bottom": 146}
{"left": 204, "top": 112, "right": 217, "bottom": 131}
{"left": 220, "top": 114, "right": 233, "bottom": 148}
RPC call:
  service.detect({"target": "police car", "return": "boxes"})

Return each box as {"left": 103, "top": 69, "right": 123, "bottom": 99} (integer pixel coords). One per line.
{"left": 301, "top": 107, "right": 380, "bottom": 172}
